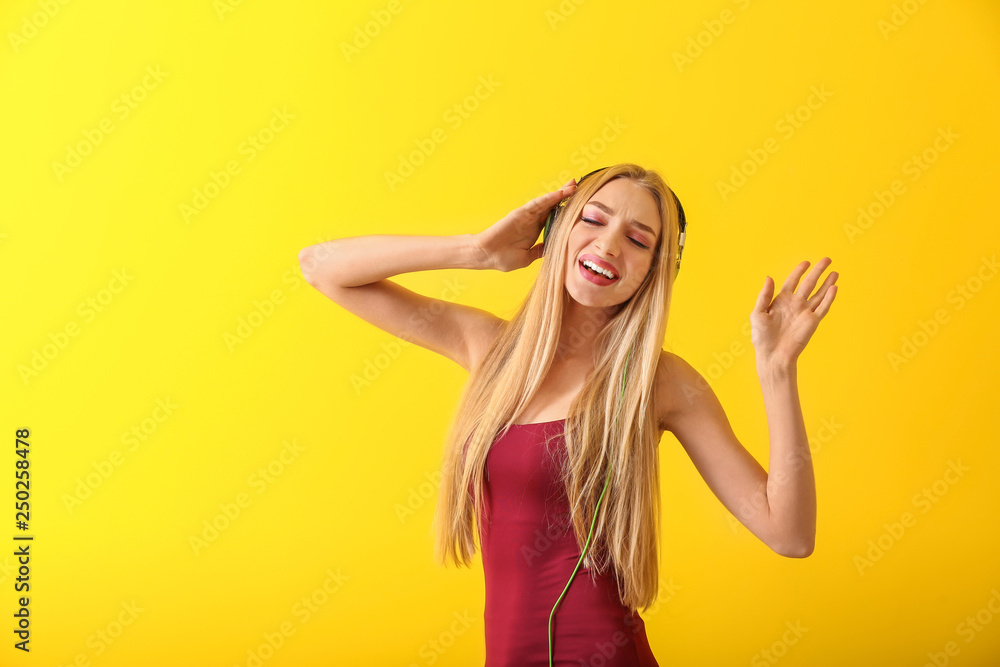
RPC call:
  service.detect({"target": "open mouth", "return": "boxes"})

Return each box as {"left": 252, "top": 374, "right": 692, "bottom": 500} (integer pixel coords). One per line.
{"left": 579, "top": 258, "right": 619, "bottom": 285}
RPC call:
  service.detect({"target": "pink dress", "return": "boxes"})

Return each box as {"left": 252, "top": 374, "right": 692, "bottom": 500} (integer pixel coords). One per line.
{"left": 480, "top": 418, "right": 659, "bottom": 667}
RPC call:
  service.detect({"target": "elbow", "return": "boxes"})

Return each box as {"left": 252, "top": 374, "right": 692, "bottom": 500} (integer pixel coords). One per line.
{"left": 299, "top": 242, "right": 345, "bottom": 287}
{"left": 775, "top": 536, "right": 814, "bottom": 559}
{"left": 298, "top": 246, "right": 312, "bottom": 282}
{"left": 298, "top": 246, "right": 318, "bottom": 285}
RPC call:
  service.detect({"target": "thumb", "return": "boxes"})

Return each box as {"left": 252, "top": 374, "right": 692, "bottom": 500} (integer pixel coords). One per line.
{"left": 752, "top": 275, "right": 773, "bottom": 314}
{"left": 528, "top": 243, "right": 545, "bottom": 263}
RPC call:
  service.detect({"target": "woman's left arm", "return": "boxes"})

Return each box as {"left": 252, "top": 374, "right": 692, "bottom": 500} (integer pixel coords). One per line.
{"left": 658, "top": 258, "right": 838, "bottom": 558}
{"left": 750, "top": 258, "right": 838, "bottom": 556}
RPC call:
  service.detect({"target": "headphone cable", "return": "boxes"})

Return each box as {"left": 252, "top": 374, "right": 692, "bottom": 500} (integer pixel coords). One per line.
{"left": 547, "top": 344, "right": 632, "bottom": 666}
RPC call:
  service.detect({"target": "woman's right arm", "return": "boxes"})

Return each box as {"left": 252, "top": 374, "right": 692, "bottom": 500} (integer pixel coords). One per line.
{"left": 298, "top": 234, "right": 499, "bottom": 373}
{"left": 298, "top": 181, "right": 576, "bottom": 372}
{"left": 300, "top": 234, "right": 487, "bottom": 288}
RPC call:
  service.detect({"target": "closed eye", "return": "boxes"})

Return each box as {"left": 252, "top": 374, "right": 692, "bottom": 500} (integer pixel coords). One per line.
{"left": 581, "top": 218, "right": 650, "bottom": 249}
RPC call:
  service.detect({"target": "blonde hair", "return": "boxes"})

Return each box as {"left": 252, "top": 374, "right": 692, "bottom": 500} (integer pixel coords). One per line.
{"left": 431, "top": 163, "right": 682, "bottom": 611}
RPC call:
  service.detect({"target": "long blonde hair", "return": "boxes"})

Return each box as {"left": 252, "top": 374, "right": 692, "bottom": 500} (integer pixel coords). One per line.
{"left": 431, "top": 163, "right": 682, "bottom": 611}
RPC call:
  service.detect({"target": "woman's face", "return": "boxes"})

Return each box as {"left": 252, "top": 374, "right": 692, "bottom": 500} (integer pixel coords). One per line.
{"left": 563, "top": 178, "right": 662, "bottom": 308}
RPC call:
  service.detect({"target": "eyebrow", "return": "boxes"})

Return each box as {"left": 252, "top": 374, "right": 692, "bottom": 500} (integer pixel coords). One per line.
{"left": 584, "top": 200, "right": 659, "bottom": 238}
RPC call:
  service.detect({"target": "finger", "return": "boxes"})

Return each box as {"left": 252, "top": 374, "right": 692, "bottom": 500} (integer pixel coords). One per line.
{"left": 528, "top": 243, "right": 545, "bottom": 263}
{"left": 752, "top": 275, "right": 774, "bottom": 314}
{"left": 524, "top": 183, "right": 577, "bottom": 216}
{"left": 807, "top": 270, "right": 838, "bottom": 311}
{"left": 814, "top": 284, "right": 837, "bottom": 318}
{"left": 781, "top": 260, "right": 812, "bottom": 294}
{"left": 798, "top": 257, "right": 833, "bottom": 298}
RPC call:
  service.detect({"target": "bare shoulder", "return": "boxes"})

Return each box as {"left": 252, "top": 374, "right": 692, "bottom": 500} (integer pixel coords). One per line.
{"left": 465, "top": 310, "right": 508, "bottom": 373}
{"left": 654, "top": 349, "right": 704, "bottom": 432}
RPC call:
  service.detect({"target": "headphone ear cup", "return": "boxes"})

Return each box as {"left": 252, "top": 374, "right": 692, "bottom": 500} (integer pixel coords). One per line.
{"left": 542, "top": 206, "right": 558, "bottom": 248}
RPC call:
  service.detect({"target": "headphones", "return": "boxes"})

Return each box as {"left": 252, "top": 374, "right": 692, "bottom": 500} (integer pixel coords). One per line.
{"left": 542, "top": 166, "right": 688, "bottom": 274}
{"left": 544, "top": 166, "right": 687, "bottom": 666}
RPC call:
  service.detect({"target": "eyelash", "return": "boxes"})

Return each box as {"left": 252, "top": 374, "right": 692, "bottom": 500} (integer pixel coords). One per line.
{"left": 581, "top": 218, "right": 650, "bottom": 249}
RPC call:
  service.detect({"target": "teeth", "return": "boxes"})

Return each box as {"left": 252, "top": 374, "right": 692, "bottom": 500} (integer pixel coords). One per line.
{"left": 582, "top": 259, "right": 617, "bottom": 280}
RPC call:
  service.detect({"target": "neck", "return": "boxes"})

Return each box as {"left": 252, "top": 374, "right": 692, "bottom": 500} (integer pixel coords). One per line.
{"left": 555, "top": 295, "right": 620, "bottom": 364}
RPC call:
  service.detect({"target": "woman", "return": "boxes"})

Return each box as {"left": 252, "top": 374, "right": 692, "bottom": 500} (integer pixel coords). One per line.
{"left": 298, "top": 163, "right": 838, "bottom": 666}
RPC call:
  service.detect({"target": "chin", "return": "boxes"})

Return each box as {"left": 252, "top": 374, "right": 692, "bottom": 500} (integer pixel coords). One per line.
{"left": 565, "top": 284, "right": 630, "bottom": 310}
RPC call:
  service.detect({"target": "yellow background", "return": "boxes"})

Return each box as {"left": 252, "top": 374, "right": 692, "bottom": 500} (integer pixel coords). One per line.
{"left": 2, "top": 0, "right": 999, "bottom": 665}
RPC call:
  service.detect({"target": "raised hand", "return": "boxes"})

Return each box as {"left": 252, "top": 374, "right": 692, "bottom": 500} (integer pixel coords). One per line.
{"left": 750, "top": 258, "right": 839, "bottom": 366}
{"left": 472, "top": 180, "right": 577, "bottom": 272}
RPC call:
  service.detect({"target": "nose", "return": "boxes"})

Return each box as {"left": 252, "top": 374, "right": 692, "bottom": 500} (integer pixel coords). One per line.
{"left": 596, "top": 226, "right": 621, "bottom": 256}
